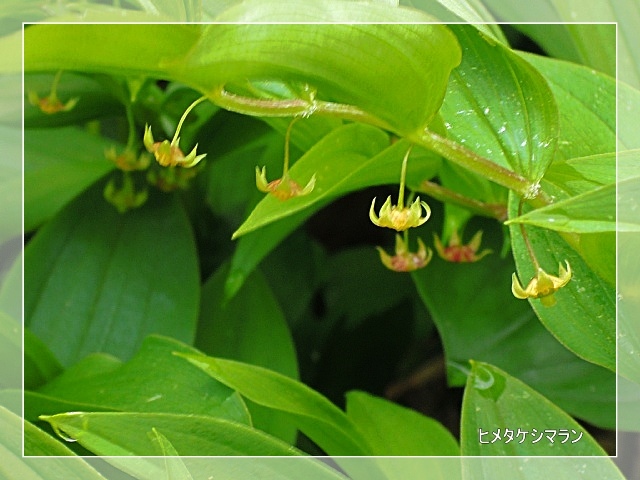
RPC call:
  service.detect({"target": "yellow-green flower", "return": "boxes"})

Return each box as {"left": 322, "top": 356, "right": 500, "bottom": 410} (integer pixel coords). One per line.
{"left": 256, "top": 166, "right": 316, "bottom": 201}
{"left": 369, "top": 196, "right": 431, "bottom": 231}
{"left": 434, "top": 230, "right": 492, "bottom": 263}
{"left": 147, "top": 163, "right": 204, "bottom": 192}
{"left": 377, "top": 234, "right": 433, "bottom": 272}
{"left": 143, "top": 124, "right": 206, "bottom": 168}
{"left": 511, "top": 261, "right": 572, "bottom": 307}
{"left": 28, "top": 90, "right": 78, "bottom": 115}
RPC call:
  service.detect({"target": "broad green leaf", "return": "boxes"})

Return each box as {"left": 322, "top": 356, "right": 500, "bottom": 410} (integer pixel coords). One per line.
{"left": 461, "top": 457, "right": 624, "bottom": 480}
{"left": 41, "top": 412, "right": 304, "bottom": 456}
{"left": 32, "top": 335, "right": 249, "bottom": 424}
{"left": 513, "top": 23, "right": 615, "bottom": 78}
{"left": 25, "top": 23, "right": 461, "bottom": 134}
{"left": 25, "top": 182, "right": 200, "bottom": 367}
{"left": 440, "top": 25, "right": 559, "bottom": 183}
{"left": 483, "top": 0, "right": 639, "bottom": 89}
{"left": 412, "top": 247, "right": 615, "bottom": 428}
{"left": 346, "top": 390, "right": 459, "bottom": 455}
{"left": 402, "top": 0, "right": 506, "bottom": 42}
{"left": 508, "top": 192, "right": 615, "bottom": 372}
{"left": 507, "top": 182, "right": 623, "bottom": 233}
{"left": 24, "top": 127, "right": 115, "bottom": 231}
{"left": 544, "top": 150, "right": 640, "bottom": 197}
{"left": 176, "top": 354, "right": 370, "bottom": 456}
{"left": 461, "top": 361, "right": 608, "bottom": 456}
{"left": 521, "top": 53, "right": 619, "bottom": 159}
{"left": 24, "top": 327, "right": 65, "bottom": 390}
{"left": 226, "top": 210, "right": 316, "bottom": 300}
{"left": 0, "top": 406, "right": 107, "bottom": 477}
{"left": 197, "top": 265, "right": 298, "bottom": 442}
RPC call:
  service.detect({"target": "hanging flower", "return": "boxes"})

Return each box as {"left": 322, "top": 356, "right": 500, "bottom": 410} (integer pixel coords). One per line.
{"left": 511, "top": 261, "right": 572, "bottom": 307}
{"left": 433, "top": 230, "right": 492, "bottom": 263}
{"left": 143, "top": 124, "right": 206, "bottom": 168}
{"left": 255, "top": 167, "right": 316, "bottom": 201}
{"left": 28, "top": 90, "right": 79, "bottom": 115}
{"left": 369, "top": 147, "right": 431, "bottom": 231}
{"left": 377, "top": 234, "right": 433, "bottom": 272}
{"left": 369, "top": 196, "right": 431, "bottom": 231}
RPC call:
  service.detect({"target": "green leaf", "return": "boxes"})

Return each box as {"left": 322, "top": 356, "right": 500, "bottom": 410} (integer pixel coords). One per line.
{"left": 403, "top": 0, "right": 507, "bottom": 43}
{"left": 346, "top": 390, "right": 459, "bottom": 455}
{"left": 0, "top": 406, "right": 107, "bottom": 477}
{"left": 25, "top": 23, "right": 461, "bottom": 134}
{"left": 440, "top": 25, "right": 559, "bottom": 182}
{"left": 521, "top": 53, "right": 619, "bottom": 158}
{"left": 197, "top": 264, "right": 299, "bottom": 442}
{"left": 543, "top": 150, "right": 640, "bottom": 197}
{"left": 31, "top": 335, "right": 249, "bottom": 425}
{"left": 508, "top": 193, "right": 615, "bottom": 372}
{"left": 25, "top": 182, "right": 200, "bottom": 367}
{"left": 176, "top": 354, "right": 370, "bottom": 456}
{"left": 24, "top": 127, "right": 116, "bottom": 231}
{"left": 512, "top": 23, "right": 615, "bottom": 78}
{"left": 507, "top": 182, "right": 623, "bottom": 233}
{"left": 461, "top": 361, "right": 608, "bottom": 456}
{"left": 148, "top": 429, "right": 194, "bottom": 480}
{"left": 41, "top": 411, "right": 305, "bottom": 456}
{"left": 412, "top": 249, "right": 615, "bottom": 428}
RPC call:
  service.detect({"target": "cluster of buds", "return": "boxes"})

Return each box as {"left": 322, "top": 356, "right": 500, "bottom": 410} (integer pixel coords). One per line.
{"left": 105, "top": 147, "right": 150, "bottom": 172}
{"left": 103, "top": 173, "right": 148, "bottom": 214}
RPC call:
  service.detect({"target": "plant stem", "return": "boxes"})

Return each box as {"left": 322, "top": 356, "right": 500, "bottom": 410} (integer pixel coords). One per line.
{"left": 282, "top": 117, "right": 300, "bottom": 175}
{"left": 397, "top": 147, "right": 412, "bottom": 208}
{"left": 125, "top": 103, "right": 136, "bottom": 150}
{"left": 518, "top": 199, "right": 541, "bottom": 269}
{"left": 207, "top": 86, "right": 549, "bottom": 205}
{"left": 416, "top": 180, "right": 508, "bottom": 221}
{"left": 172, "top": 95, "right": 208, "bottom": 145}
{"left": 49, "top": 70, "right": 63, "bottom": 100}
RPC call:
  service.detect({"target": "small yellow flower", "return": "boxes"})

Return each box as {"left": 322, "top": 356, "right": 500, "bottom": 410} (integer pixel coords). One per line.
{"left": 103, "top": 173, "right": 148, "bottom": 214}
{"left": 143, "top": 124, "right": 206, "bottom": 168}
{"left": 255, "top": 166, "right": 316, "bottom": 201}
{"left": 377, "top": 234, "right": 433, "bottom": 272}
{"left": 434, "top": 230, "right": 492, "bottom": 263}
{"left": 369, "top": 196, "right": 431, "bottom": 231}
{"left": 511, "top": 261, "right": 572, "bottom": 307}
{"left": 105, "top": 146, "right": 151, "bottom": 172}
{"left": 28, "top": 90, "right": 78, "bottom": 115}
